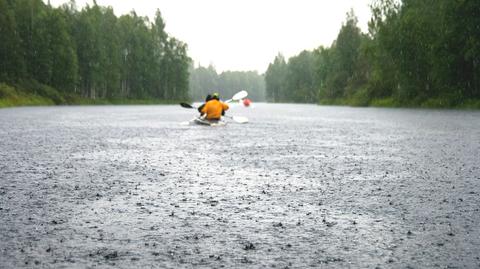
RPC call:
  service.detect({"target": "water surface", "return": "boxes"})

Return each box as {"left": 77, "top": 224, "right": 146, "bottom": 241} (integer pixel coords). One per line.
{"left": 1, "top": 104, "right": 479, "bottom": 268}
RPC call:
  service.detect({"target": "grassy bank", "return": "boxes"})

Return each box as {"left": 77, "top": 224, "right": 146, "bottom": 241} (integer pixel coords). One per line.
{"left": 0, "top": 83, "right": 55, "bottom": 108}
{"left": 0, "top": 83, "right": 184, "bottom": 108}
{"left": 319, "top": 97, "right": 480, "bottom": 110}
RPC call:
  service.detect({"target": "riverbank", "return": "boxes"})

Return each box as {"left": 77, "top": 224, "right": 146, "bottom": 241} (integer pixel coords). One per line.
{"left": 3, "top": 81, "right": 479, "bottom": 110}
{"left": 319, "top": 96, "right": 480, "bottom": 110}
{"left": 0, "top": 83, "right": 183, "bottom": 108}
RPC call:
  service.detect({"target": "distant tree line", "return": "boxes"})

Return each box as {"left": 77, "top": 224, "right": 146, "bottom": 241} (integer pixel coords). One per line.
{"left": 265, "top": 0, "right": 480, "bottom": 107}
{"left": 0, "top": 0, "right": 190, "bottom": 103}
{"left": 189, "top": 65, "right": 265, "bottom": 102}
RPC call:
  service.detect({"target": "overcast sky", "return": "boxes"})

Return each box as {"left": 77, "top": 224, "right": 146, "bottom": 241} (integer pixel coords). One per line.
{"left": 48, "top": 0, "right": 372, "bottom": 73}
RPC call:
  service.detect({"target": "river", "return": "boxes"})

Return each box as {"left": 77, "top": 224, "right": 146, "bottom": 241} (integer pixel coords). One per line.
{"left": 1, "top": 104, "right": 479, "bottom": 268}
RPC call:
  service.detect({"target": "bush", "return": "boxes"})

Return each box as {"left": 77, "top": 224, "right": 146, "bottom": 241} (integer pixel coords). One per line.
{"left": 458, "top": 99, "right": 480, "bottom": 109}
{"left": 347, "top": 87, "right": 371, "bottom": 107}
{"left": 369, "top": 97, "right": 398, "bottom": 107}
{"left": 16, "top": 80, "right": 65, "bottom": 105}
{"left": 0, "top": 83, "right": 17, "bottom": 99}
{"left": 421, "top": 98, "right": 452, "bottom": 108}
{"left": 0, "top": 82, "right": 57, "bottom": 108}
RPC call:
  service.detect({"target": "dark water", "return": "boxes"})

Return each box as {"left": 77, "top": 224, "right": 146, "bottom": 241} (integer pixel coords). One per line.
{"left": 1, "top": 104, "right": 479, "bottom": 268}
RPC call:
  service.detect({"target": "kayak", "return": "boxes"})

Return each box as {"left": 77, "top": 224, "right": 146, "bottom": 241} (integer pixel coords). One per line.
{"left": 191, "top": 117, "right": 227, "bottom": 127}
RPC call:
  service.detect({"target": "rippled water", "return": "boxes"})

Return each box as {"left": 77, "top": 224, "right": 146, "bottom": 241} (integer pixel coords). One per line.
{"left": 1, "top": 104, "right": 479, "bottom": 268}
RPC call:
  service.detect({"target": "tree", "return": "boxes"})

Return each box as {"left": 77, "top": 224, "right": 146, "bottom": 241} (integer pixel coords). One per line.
{"left": 189, "top": 65, "right": 265, "bottom": 102}
{"left": 434, "top": 0, "right": 480, "bottom": 100}
{"left": 285, "top": 50, "right": 317, "bottom": 103}
{"left": 322, "top": 10, "right": 363, "bottom": 99}
{"left": 265, "top": 54, "right": 287, "bottom": 102}
{"left": 150, "top": 9, "right": 168, "bottom": 99}
{"left": 14, "top": 0, "right": 53, "bottom": 84}
{"left": 46, "top": 8, "right": 78, "bottom": 91}
{"left": 165, "top": 37, "right": 191, "bottom": 100}
{"left": 189, "top": 64, "right": 218, "bottom": 101}
{"left": 0, "top": 0, "right": 25, "bottom": 82}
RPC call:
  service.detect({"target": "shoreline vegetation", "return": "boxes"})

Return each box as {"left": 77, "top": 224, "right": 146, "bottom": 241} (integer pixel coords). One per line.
{"left": 264, "top": 1, "right": 480, "bottom": 109}
{"left": 0, "top": 0, "right": 191, "bottom": 107}
{"left": 319, "top": 97, "right": 480, "bottom": 110}
{"left": 1, "top": 0, "right": 479, "bottom": 110}
{"left": 2, "top": 82, "right": 479, "bottom": 110}
{"left": 0, "top": 83, "right": 181, "bottom": 108}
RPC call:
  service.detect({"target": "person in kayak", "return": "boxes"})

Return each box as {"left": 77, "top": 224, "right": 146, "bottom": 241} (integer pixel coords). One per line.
{"left": 200, "top": 93, "right": 229, "bottom": 120}
{"left": 197, "top": 94, "right": 213, "bottom": 114}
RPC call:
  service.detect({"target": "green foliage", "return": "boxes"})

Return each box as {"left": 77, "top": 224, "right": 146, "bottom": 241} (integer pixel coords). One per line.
{"left": 0, "top": 83, "right": 17, "bottom": 99}
{"left": 369, "top": 97, "right": 398, "bottom": 107}
{"left": 264, "top": 54, "right": 287, "bottom": 102}
{"left": 459, "top": 99, "right": 480, "bottom": 109}
{"left": 189, "top": 65, "right": 266, "bottom": 102}
{"left": 0, "top": 0, "right": 191, "bottom": 105}
{"left": 189, "top": 65, "right": 219, "bottom": 101}
{"left": 47, "top": 8, "right": 78, "bottom": 91}
{"left": 326, "top": 10, "right": 363, "bottom": 99}
{"left": 365, "top": 0, "right": 480, "bottom": 106}
{"left": 284, "top": 50, "right": 317, "bottom": 103}
{"left": 266, "top": 10, "right": 367, "bottom": 104}
{"left": 0, "top": 82, "right": 180, "bottom": 108}
{"left": 0, "top": 0, "right": 25, "bottom": 81}
{"left": 346, "top": 87, "right": 371, "bottom": 107}
{"left": 0, "top": 83, "right": 55, "bottom": 107}
{"left": 265, "top": 0, "right": 480, "bottom": 108}
{"left": 16, "top": 79, "right": 65, "bottom": 104}
{"left": 218, "top": 71, "right": 266, "bottom": 102}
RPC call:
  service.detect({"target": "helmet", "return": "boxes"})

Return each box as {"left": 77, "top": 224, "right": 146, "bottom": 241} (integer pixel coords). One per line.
{"left": 205, "top": 94, "right": 212, "bottom": 102}
{"left": 212, "top": 92, "right": 219, "bottom": 100}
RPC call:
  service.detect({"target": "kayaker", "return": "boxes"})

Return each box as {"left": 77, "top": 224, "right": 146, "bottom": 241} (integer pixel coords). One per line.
{"left": 198, "top": 94, "right": 213, "bottom": 115}
{"left": 200, "top": 93, "right": 229, "bottom": 120}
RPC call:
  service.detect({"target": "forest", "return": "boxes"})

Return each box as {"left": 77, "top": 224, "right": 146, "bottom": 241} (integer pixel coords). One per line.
{"left": 1, "top": 0, "right": 479, "bottom": 108}
{"left": 265, "top": 0, "right": 480, "bottom": 108}
{"left": 0, "top": 0, "right": 266, "bottom": 107}
{"left": 189, "top": 65, "right": 265, "bottom": 102}
{"left": 0, "top": 0, "right": 191, "bottom": 106}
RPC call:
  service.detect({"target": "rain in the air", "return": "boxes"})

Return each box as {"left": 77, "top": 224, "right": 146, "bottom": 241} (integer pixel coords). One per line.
{"left": 1, "top": 0, "right": 479, "bottom": 268}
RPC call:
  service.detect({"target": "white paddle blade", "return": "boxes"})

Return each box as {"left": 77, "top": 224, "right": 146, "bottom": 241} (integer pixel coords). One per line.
{"left": 232, "top": 116, "right": 248, "bottom": 124}
{"left": 232, "top": 90, "right": 248, "bottom": 101}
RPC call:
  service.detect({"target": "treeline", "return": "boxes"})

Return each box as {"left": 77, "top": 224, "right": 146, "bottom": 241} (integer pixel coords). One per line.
{"left": 265, "top": 0, "right": 480, "bottom": 107}
{"left": 189, "top": 65, "right": 265, "bottom": 102}
{"left": 0, "top": 0, "right": 190, "bottom": 105}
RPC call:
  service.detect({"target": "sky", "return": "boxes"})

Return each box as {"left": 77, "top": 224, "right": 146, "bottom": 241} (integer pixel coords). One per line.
{"left": 48, "top": 0, "right": 372, "bottom": 73}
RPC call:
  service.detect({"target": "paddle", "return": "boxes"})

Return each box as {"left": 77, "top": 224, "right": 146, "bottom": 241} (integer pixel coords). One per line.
{"left": 180, "top": 103, "right": 195, "bottom": 109}
{"left": 180, "top": 91, "right": 248, "bottom": 107}
{"left": 225, "top": 90, "right": 248, "bottom": 103}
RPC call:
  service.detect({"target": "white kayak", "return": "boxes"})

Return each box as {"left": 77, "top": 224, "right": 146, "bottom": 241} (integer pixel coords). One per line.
{"left": 191, "top": 117, "right": 227, "bottom": 127}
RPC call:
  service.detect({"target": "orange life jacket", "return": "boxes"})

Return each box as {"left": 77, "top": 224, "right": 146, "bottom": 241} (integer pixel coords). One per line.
{"left": 201, "top": 99, "right": 229, "bottom": 120}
